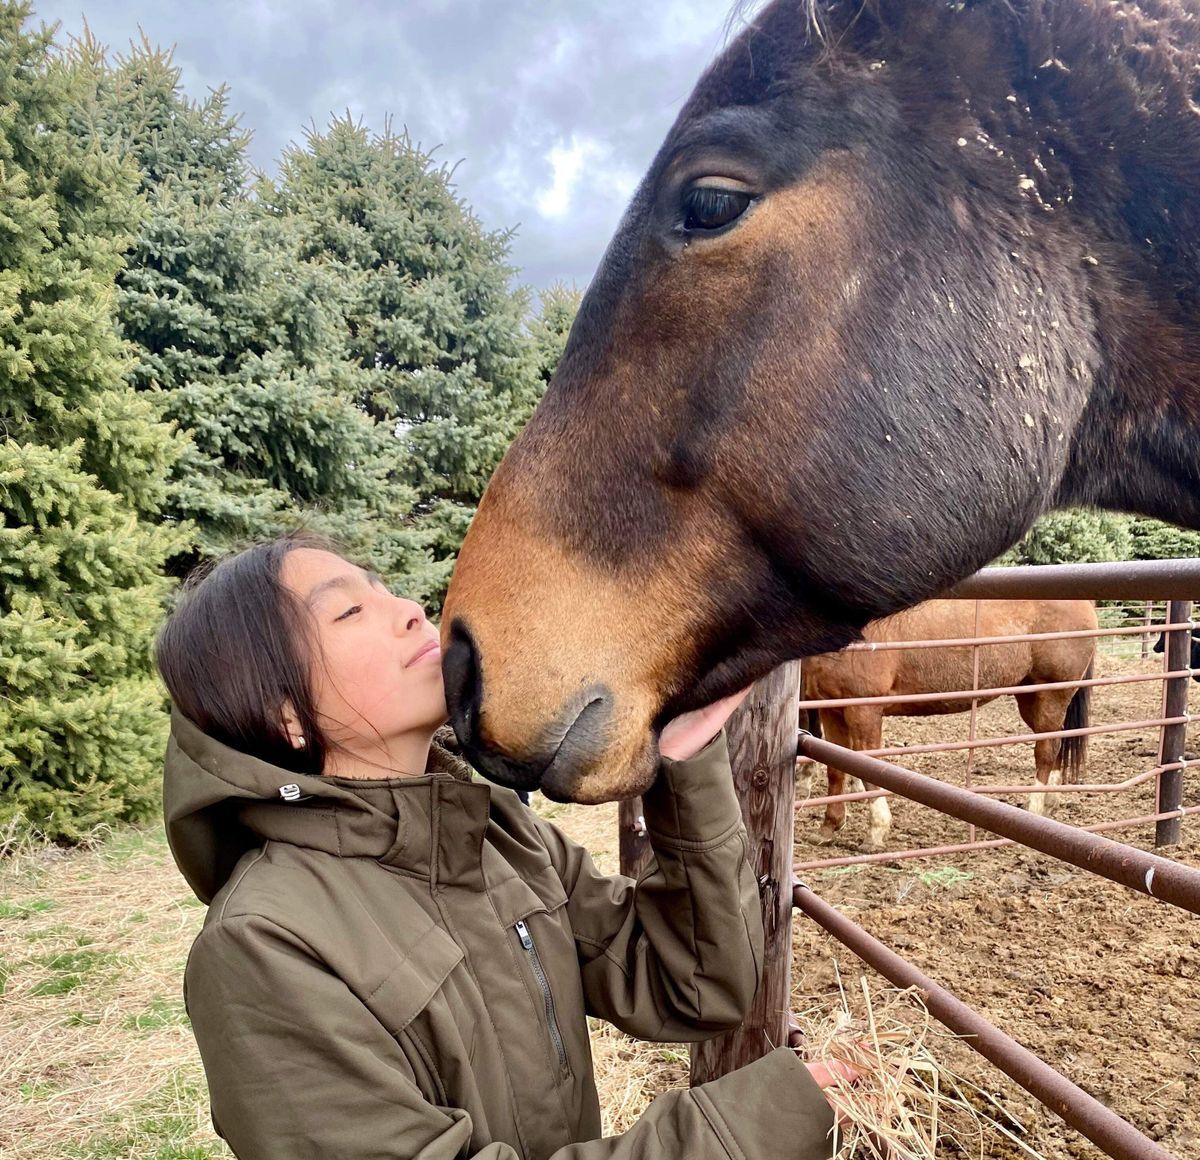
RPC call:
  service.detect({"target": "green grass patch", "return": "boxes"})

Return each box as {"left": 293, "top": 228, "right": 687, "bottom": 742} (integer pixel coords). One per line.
{"left": 0, "top": 896, "right": 57, "bottom": 919}
{"left": 66, "top": 1066, "right": 231, "bottom": 1160}
{"left": 23, "top": 922, "right": 94, "bottom": 944}
{"left": 32, "top": 973, "right": 86, "bottom": 996}
{"left": 19, "top": 1079, "right": 61, "bottom": 1100}
{"left": 42, "top": 949, "right": 119, "bottom": 973}
{"left": 0, "top": 956, "right": 10, "bottom": 997}
{"left": 65, "top": 1010, "right": 103, "bottom": 1026}
{"left": 917, "top": 865, "right": 975, "bottom": 889}
{"left": 124, "top": 994, "right": 189, "bottom": 1031}
{"left": 98, "top": 825, "right": 167, "bottom": 869}
{"left": 29, "top": 947, "right": 121, "bottom": 996}
{"left": 814, "top": 863, "right": 975, "bottom": 889}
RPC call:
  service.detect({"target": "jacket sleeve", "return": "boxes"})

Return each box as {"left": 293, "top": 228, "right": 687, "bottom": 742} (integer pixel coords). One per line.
{"left": 530, "top": 731, "right": 766, "bottom": 1042}
{"left": 185, "top": 913, "right": 833, "bottom": 1160}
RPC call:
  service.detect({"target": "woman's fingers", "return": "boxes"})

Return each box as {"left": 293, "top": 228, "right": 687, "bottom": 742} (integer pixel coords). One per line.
{"left": 657, "top": 686, "right": 753, "bottom": 762}
{"left": 804, "top": 1056, "right": 863, "bottom": 1126}
{"left": 804, "top": 1057, "right": 862, "bottom": 1089}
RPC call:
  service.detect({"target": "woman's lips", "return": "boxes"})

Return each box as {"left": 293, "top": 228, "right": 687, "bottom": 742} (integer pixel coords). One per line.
{"left": 406, "top": 640, "right": 442, "bottom": 668}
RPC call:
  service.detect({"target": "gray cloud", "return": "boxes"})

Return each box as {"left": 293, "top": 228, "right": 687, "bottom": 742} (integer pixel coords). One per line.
{"left": 36, "top": 0, "right": 739, "bottom": 290}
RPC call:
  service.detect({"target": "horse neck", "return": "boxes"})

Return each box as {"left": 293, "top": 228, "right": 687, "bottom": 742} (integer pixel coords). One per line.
{"left": 1057, "top": 289, "right": 1200, "bottom": 530}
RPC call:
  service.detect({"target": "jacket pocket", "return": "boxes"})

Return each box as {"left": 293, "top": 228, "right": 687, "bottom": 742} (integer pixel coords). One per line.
{"left": 361, "top": 921, "right": 464, "bottom": 1036}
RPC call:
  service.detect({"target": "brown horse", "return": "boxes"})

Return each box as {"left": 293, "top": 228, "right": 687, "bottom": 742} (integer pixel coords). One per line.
{"left": 800, "top": 599, "right": 1096, "bottom": 850}
{"left": 443, "top": 0, "right": 1200, "bottom": 803}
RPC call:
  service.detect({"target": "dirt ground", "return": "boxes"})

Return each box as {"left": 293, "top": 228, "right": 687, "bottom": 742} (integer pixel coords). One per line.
{"left": 550, "top": 645, "right": 1200, "bottom": 1158}
{"left": 786, "top": 647, "right": 1200, "bottom": 1158}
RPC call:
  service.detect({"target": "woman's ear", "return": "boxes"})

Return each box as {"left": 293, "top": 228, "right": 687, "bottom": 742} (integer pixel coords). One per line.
{"left": 280, "top": 701, "right": 305, "bottom": 750}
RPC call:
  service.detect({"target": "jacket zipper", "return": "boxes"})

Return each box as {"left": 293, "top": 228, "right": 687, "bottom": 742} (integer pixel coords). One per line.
{"left": 514, "top": 919, "right": 569, "bottom": 1075}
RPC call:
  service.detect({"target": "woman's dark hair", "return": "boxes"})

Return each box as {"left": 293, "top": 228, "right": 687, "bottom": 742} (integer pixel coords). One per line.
{"left": 155, "top": 532, "right": 346, "bottom": 774}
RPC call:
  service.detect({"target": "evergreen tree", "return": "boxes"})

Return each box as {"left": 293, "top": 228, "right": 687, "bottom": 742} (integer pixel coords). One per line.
{"left": 259, "top": 119, "right": 543, "bottom": 602}
{"left": 0, "top": 5, "right": 186, "bottom": 839}
{"left": 998, "top": 510, "right": 1132, "bottom": 566}
{"left": 84, "top": 43, "right": 428, "bottom": 579}
{"left": 1127, "top": 516, "right": 1200, "bottom": 560}
{"left": 529, "top": 283, "right": 581, "bottom": 386}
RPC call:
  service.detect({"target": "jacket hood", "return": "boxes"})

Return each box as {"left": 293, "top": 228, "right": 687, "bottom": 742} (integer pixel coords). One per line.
{"left": 164, "top": 710, "right": 476, "bottom": 904}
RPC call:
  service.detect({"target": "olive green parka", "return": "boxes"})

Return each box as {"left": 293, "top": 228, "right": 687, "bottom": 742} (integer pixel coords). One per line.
{"left": 165, "top": 711, "right": 834, "bottom": 1160}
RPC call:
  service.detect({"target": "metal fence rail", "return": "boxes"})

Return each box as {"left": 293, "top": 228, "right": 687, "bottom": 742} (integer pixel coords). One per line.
{"left": 793, "top": 884, "right": 1175, "bottom": 1160}
{"left": 947, "top": 558, "right": 1200, "bottom": 600}
{"left": 796, "top": 731, "right": 1200, "bottom": 914}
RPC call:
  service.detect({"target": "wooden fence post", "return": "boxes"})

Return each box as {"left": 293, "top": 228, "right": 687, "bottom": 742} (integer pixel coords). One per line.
{"left": 690, "top": 660, "right": 802, "bottom": 1086}
{"left": 1156, "top": 599, "right": 1192, "bottom": 847}
{"left": 618, "top": 796, "right": 652, "bottom": 879}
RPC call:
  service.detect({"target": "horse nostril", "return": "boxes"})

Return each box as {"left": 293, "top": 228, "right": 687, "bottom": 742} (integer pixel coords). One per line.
{"left": 442, "top": 619, "right": 481, "bottom": 749}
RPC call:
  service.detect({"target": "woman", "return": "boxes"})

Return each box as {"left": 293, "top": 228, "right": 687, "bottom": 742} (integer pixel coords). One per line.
{"left": 158, "top": 534, "right": 843, "bottom": 1160}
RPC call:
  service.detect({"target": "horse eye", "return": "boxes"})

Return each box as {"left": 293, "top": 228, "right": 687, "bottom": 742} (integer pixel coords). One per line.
{"left": 682, "top": 186, "right": 753, "bottom": 232}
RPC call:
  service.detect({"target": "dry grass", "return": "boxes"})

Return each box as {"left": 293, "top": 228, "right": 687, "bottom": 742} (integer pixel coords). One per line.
{"left": 0, "top": 822, "right": 229, "bottom": 1159}
{"left": 794, "top": 974, "right": 1046, "bottom": 1160}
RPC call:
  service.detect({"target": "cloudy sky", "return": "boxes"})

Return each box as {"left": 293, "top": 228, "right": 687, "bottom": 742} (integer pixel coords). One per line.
{"left": 35, "top": 0, "right": 746, "bottom": 290}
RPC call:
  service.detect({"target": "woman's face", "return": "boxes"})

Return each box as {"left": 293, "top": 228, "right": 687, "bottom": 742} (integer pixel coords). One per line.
{"left": 281, "top": 548, "right": 448, "bottom": 760}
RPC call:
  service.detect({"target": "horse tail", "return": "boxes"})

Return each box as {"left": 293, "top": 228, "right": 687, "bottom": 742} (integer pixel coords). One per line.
{"left": 1059, "top": 660, "right": 1093, "bottom": 784}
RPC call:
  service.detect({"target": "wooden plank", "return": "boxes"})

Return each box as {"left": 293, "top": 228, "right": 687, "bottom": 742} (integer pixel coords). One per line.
{"left": 691, "top": 660, "right": 802, "bottom": 1085}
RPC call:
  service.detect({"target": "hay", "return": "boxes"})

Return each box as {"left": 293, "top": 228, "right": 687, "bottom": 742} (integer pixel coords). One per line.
{"left": 794, "top": 968, "right": 1047, "bottom": 1160}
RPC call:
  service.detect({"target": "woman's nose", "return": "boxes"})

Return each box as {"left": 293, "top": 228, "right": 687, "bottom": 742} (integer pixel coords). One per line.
{"left": 394, "top": 597, "right": 426, "bottom": 634}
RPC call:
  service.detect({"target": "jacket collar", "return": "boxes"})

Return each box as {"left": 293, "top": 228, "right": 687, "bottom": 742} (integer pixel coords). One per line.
{"left": 165, "top": 711, "right": 493, "bottom": 898}
{"left": 238, "top": 772, "right": 494, "bottom": 890}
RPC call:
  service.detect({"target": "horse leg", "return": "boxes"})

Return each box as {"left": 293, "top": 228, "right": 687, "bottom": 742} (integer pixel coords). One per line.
{"left": 845, "top": 706, "right": 891, "bottom": 851}
{"left": 815, "top": 710, "right": 850, "bottom": 844}
{"left": 1016, "top": 690, "right": 1073, "bottom": 816}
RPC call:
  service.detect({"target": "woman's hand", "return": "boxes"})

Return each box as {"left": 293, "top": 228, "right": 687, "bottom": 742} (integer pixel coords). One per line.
{"left": 657, "top": 687, "right": 752, "bottom": 762}
{"left": 804, "top": 1058, "right": 861, "bottom": 1090}
{"left": 804, "top": 1057, "right": 862, "bottom": 1126}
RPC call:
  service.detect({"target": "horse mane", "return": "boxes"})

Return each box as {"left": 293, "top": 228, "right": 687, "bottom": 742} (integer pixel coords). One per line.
{"left": 728, "top": 0, "right": 1200, "bottom": 311}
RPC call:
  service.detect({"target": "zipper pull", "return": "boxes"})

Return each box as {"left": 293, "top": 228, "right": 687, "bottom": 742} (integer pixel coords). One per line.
{"left": 515, "top": 920, "right": 533, "bottom": 950}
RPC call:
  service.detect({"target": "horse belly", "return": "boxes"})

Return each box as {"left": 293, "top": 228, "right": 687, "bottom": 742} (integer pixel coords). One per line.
{"left": 883, "top": 642, "right": 1030, "bottom": 718}
{"left": 883, "top": 693, "right": 1001, "bottom": 717}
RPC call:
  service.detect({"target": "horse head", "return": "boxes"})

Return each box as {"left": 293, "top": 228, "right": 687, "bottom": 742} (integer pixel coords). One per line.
{"left": 443, "top": 0, "right": 1200, "bottom": 802}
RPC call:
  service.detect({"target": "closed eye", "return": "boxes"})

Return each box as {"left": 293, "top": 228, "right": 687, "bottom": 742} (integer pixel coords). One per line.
{"left": 335, "top": 605, "right": 362, "bottom": 622}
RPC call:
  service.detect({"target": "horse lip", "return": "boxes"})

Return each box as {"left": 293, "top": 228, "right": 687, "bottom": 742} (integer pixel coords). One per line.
{"left": 457, "top": 690, "right": 611, "bottom": 796}
{"left": 536, "top": 694, "right": 613, "bottom": 801}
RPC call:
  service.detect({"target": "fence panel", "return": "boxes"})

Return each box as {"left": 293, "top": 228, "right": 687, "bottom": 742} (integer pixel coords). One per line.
{"left": 677, "top": 559, "right": 1199, "bottom": 1158}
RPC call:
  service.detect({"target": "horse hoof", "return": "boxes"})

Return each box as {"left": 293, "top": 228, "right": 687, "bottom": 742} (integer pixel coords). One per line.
{"left": 813, "top": 825, "right": 839, "bottom": 846}
{"left": 861, "top": 836, "right": 887, "bottom": 854}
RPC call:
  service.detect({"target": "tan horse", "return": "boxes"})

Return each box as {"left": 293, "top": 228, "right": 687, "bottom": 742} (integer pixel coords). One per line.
{"left": 801, "top": 600, "right": 1096, "bottom": 850}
